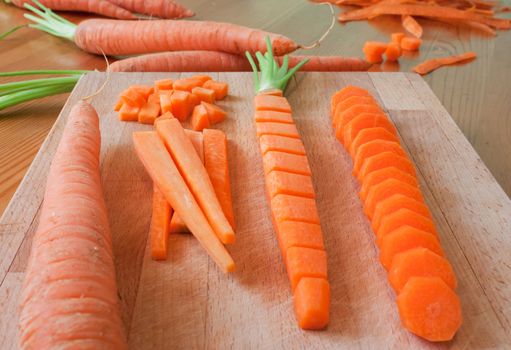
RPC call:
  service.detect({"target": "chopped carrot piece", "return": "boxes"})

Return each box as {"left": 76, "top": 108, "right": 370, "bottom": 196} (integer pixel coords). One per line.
{"left": 402, "top": 15, "right": 423, "bottom": 38}
{"left": 266, "top": 171, "right": 315, "bottom": 199}
{"left": 114, "top": 99, "right": 123, "bottom": 112}
{"left": 132, "top": 85, "right": 154, "bottom": 99}
{"left": 192, "top": 75, "right": 212, "bottom": 84}
{"left": 348, "top": 127, "right": 400, "bottom": 158}
{"left": 379, "top": 226, "right": 444, "bottom": 269}
{"left": 160, "top": 91, "right": 173, "bottom": 114}
{"left": 203, "top": 80, "right": 228, "bottom": 100}
{"left": 170, "top": 90, "right": 194, "bottom": 121}
{"left": 365, "top": 53, "right": 384, "bottom": 64}
{"left": 120, "top": 88, "right": 145, "bottom": 107}
{"left": 173, "top": 77, "right": 203, "bottom": 92}
{"left": 360, "top": 167, "right": 419, "bottom": 202}
{"left": 275, "top": 221, "right": 325, "bottom": 257}
{"left": 256, "top": 122, "right": 300, "bottom": 139}
{"left": 169, "top": 213, "right": 189, "bottom": 234}
{"left": 271, "top": 194, "right": 320, "bottom": 225}
{"left": 385, "top": 42, "right": 402, "bottom": 62}
{"left": 401, "top": 37, "right": 422, "bottom": 51}
{"left": 263, "top": 151, "right": 311, "bottom": 176}
{"left": 254, "top": 110, "right": 294, "bottom": 124}
{"left": 293, "top": 278, "right": 330, "bottom": 330}
{"left": 148, "top": 93, "right": 161, "bottom": 106}
{"left": 353, "top": 140, "right": 406, "bottom": 176}
{"left": 333, "top": 95, "right": 376, "bottom": 119}
{"left": 358, "top": 152, "right": 417, "bottom": 183}
{"left": 389, "top": 248, "right": 457, "bottom": 293}
{"left": 118, "top": 104, "right": 140, "bottom": 121}
{"left": 150, "top": 184, "right": 172, "bottom": 260}
{"left": 330, "top": 86, "right": 371, "bottom": 118}
{"left": 192, "top": 87, "right": 216, "bottom": 104}
{"left": 343, "top": 114, "right": 398, "bottom": 149}
{"left": 259, "top": 135, "right": 306, "bottom": 156}
{"left": 376, "top": 208, "right": 438, "bottom": 245}
{"left": 202, "top": 102, "right": 227, "bottom": 124}
{"left": 391, "top": 32, "right": 405, "bottom": 44}
{"left": 138, "top": 102, "right": 161, "bottom": 125}
{"left": 259, "top": 89, "right": 283, "bottom": 97}
{"left": 254, "top": 95, "right": 292, "bottom": 113}
{"left": 397, "top": 277, "right": 462, "bottom": 341}
{"left": 285, "top": 247, "right": 327, "bottom": 290}
{"left": 372, "top": 193, "right": 432, "bottom": 232}
{"left": 191, "top": 104, "right": 210, "bottom": 131}
{"left": 363, "top": 41, "right": 388, "bottom": 64}
{"left": 413, "top": 52, "right": 477, "bottom": 75}
{"left": 335, "top": 107, "right": 386, "bottom": 143}
{"left": 155, "top": 79, "right": 173, "bottom": 91}
{"left": 154, "top": 111, "right": 175, "bottom": 125}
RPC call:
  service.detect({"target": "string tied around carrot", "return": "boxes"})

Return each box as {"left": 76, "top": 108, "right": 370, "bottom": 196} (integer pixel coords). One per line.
{"left": 297, "top": 2, "right": 337, "bottom": 50}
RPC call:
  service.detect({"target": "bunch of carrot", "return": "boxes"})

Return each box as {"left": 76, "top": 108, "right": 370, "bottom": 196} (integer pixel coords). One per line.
{"left": 363, "top": 32, "right": 421, "bottom": 63}
{"left": 114, "top": 75, "right": 228, "bottom": 131}
{"left": 330, "top": 85, "right": 462, "bottom": 341}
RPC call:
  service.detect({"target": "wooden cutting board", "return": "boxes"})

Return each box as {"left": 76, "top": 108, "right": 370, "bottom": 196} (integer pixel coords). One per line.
{"left": 1, "top": 72, "right": 510, "bottom": 349}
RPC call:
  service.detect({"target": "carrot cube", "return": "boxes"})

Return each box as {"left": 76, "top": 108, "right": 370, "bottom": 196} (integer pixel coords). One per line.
{"left": 192, "top": 87, "right": 216, "bottom": 104}
{"left": 275, "top": 221, "right": 325, "bottom": 257}
{"left": 256, "top": 122, "right": 300, "bottom": 139}
{"left": 131, "top": 85, "right": 154, "bottom": 99}
{"left": 259, "top": 135, "right": 306, "bottom": 156}
{"left": 385, "top": 42, "right": 402, "bottom": 62}
{"left": 148, "top": 93, "right": 161, "bottom": 106}
{"left": 120, "top": 88, "right": 145, "bottom": 107}
{"left": 118, "top": 104, "right": 140, "bottom": 121}
{"left": 173, "top": 77, "right": 203, "bottom": 92}
{"left": 401, "top": 37, "right": 422, "bottom": 51}
{"left": 254, "top": 95, "right": 291, "bottom": 113}
{"left": 254, "top": 110, "right": 294, "bottom": 124}
{"left": 192, "top": 74, "right": 212, "bottom": 84}
{"left": 170, "top": 90, "right": 194, "bottom": 121}
{"left": 263, "top": 151, "right": 311, "bottom": 176}
{"left": 285, "top": 247, "right": 327, "bottom": 290}
{"left": 191, "top": 105, "right": 210, "bottom": 131}
{"left": 202, "top": 102, "right": 227, "bottom": 124}
{"left": 138, "top": 102, "right": 161, "bottom": 124}
{"left": 159, "top": 91, "right": 173, "bottom": 114}
{"left": 203, "top": 80, "right": 228, "bottom": 100}
{"left": 293, "top": 277, "right": 330, "bottom": 330}
{"left": 266, "top": 171, "right": 315, "bottom": 199}
{"left": 391, "top": 32, "right": 405, "bottom": 44}
{"left": 271, "top": 194, "right": 320, "bottom": 225}
{"left": 155, "top": 79, "right": 173, "bottom": 91}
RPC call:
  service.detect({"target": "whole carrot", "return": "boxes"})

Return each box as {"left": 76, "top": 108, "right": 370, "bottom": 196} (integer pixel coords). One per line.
{"left": 107, "top": 0, "right": 194, "bottom": 19}
{"left": 10, "top": 0, "right": 135, "bottom": 19}
{"left": 18, "top": 100, "right": 127, "bottom": 349}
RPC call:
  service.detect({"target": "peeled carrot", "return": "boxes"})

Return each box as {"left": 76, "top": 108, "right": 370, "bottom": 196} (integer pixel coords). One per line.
{"left": 263, "top": 151, "right": 311, "bottom": 176}
{"left": 259, "top": 134, "right": 306, "bottom": 155}
{"left": 400, "top": 37, "right": 422, "bottom": 51}
{"left": 203, "top": 102, "right": 227, "bottom": 124}
{"left": 401, "top": 15, "right": 423, "bottom": 38}
{"left": 203, "top": 80, "right": 229, "bottom": 100}
{"left": 256, "top": 122, "right": 300, "bottom": 139}
{"left": 413, "top": 52, "right": 477, "bottom": 75}
{"left": 285, "top": 247, "right": 328, "bottom": 290}
{"left": 372, "top": 194, "right": 432, "bottom": 232}
{"left": 12, "top": 0, "right": 135, "bottom": 19}
{"left": 132, "top": 131, "right": 234, "bottom": 272}
{"left": 275, "top": 221, "right": 325, "bottom": 256}
{"left": 348, "top": 127, "right": 400, "bottom": 158}
{"left": 254, "top": 110, "right": 294, "bottom": 124}
{"left": 107, "top": 0, "right": 194, "bottom": 19}
{"left": 359, "top": 167, "right": 419, "bottom": 202}
{"left": 19, "top": 101, "right": 127, "bottom": 349}
{"left": 254, "top": 95, "right": 292, "bottom": 113}
{"left": 294, "top": 278, "right": 330, "bottom": 330}
{"left": 266, "top": 171, "right": 315, "bottom": 199}
{"left": 397, "top": 277, "right": 462, "bottom": 341}
{"left": 357, "top": 151, "right": 417, "bottom": 183}
{"left": 385, "top": 42, "right": 402, "bottom": 62}
{"left": 343, "top": 114, "right": 398, "bottom": 149}
{"left": 353, "top": 140, "right": 406, "bottom": 176}
{"left": 150, "top": 184, "right": 172, "bottom": 260}
{"left": 156, "top": 119, "right": 235, "bottom": 244}
{"left": 191, "top": 104, "right": 211, "bottom": 131}
{"left": 376, "top": 208, "right": 438, "bottom": 246}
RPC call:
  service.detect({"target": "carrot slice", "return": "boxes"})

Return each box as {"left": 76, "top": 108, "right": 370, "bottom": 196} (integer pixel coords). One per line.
{"left": 191, "top": 104, "right": 210, "bottom": 131}
{"left": 348, "top": 127, "right": 400, "bottom": 158}
{"left": 372, "top": 193, "right": 431, "bottom": 232}
{"left": 285, "top": 247, "right": 327, "bottom": 290}
{"left": 343, "top": 114, "right": 398, "bottom": 149}
{"left": 202, "top": 102, "right": 227, "bottom": 124}
{"left": 330, "top": 86, "right": 371, "bottom": 117}
{"left": 397, "top": 277, "right": 462, "bottom": 341}
{"left": 203, "top": 129, "right": 236, "bottom": 230}
{"left": 156, "top": 119, "right": 235, "bottom": 244}
{"left": 359, "top": 167, "right": 418, "bottom": 202}
{"left": 259, "top": 89, "right": 283, "bottom": 97}
{"left": 401, "top": 15, "right": 423, "bottom": 38}
{"left": 132, "top": 131, "right": 234, "bottom": 272}
{"left": 400, "top": 37, "right": 422, "bottom": 51}
{"left": 170, "top": 90, "right": 194, "bottom": 121}
{"left": 150, "top": 185, "right": 173, "bottom": 259}
{"left": 376, "top": 208, "right": 438, "bottom": 246}
{"left": 259, "top": 135, "right": 306, "bottom": 156}
{"left": 333, "top": 95, "right": 376, "bottom": 119}
{"left": 192, "top": 75, "right": 212, "bottom": 84}
{"left": 413, "top": 52, "right": 477, "bottom": 75}
{"left": 335, "top": 106, "right": 386, "bottom": 143}
{"left": 118, "top": 104, "right": 139, "bottom": 121}
{"left": 358, "top": 152, "right": 417, "bottom": 183}
{"left": 363, "top": 178, "right": 423, "bottom": 219}
{"left": 254, "top": 110, "right": 294, "bottom": 124}
{"left": 254, "top": 95, "right": 292, "bottom": 113}
{"left": 266, "top": 171, "right": 315, "bottom": 199}
{"left": 192, "top": 87, "right": 216, "bottom": 103}
{"left": 120, "top": 88, "right": 145, "bottom": 107}
{"left": 389, "top": 248, "right": 457, "bottom": 293}
{"left": 293, "top": 277, "right": 330, "bottom": 330}
{"left": 138, "top": 102, "right": 160, "bottom": 125}
{"left": 275, "top": 221, "right": 325, "bottom": 257}
{"left": 263, "top": 151, "right": 311, "bottom": 176}
{"left": 379, "top": 226, "right": 444, "bottom": 269}
{"left": 155, "top": 78, "right": 173, "bottom": 91}
{"left": 385, "top": 42, "right": 402, "bottom": 62}
{"left": 353, "top": 140, "right": 406, "bottom": 176}
{"left": 203, "top": 80, "right": 228, "bottom": 100}
{"left": 256, "top": 122, "right": 300, "bottom": 139}
{"left": 173, "top": 77, "right": 203, "bottom": 92}
{"left": 271, "top": 194, "right": 321, "bottom": 224}
{"left": 391, "top": 32, "right": 405, "bottom": 44}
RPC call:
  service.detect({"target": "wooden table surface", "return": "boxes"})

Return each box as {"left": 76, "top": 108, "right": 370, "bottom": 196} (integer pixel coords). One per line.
{"left": 0, "top": 0, "right": 510, "bottom": 215}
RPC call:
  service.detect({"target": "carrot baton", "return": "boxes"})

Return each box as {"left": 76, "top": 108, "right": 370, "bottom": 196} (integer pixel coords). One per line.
{"left": 107, "top": 0, "right": 194, "bottom": 19}
{"left": 9, "top": 0, "right": 135, "bottom": 19}
{"left": 413, "top": 52, "right": 477, "bottom": 75}
{"left": 401, "top": 15, "right": 423, "bottom": 38}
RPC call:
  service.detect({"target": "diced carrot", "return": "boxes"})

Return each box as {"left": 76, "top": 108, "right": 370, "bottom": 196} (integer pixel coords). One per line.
{"left": 170, "top": 90, "right": 194, "bottom": 121}
{"left": 385, "top": 42, "right": 402, "bottom": 62}
{"left": 169, "top": 213, "right": 189, "bottom": 234}
{"left": 254, "top": 95, "right": 292, "bottom": 113}
{"left": 118, "top": 103, "right": 140, "bottom": 121}
{"left": 148, "top": 93, "right": 161, "bottom": 106}
{"left": 271, "top": 194, "right": 320, "bottom": 224}
{"left": 203, "top": 129, "right": 236, "bottom": 230}
{"left": 156, "top": 119, "right": 235, "bottom": 244}
{"left": 363, "top": 178, "right": 423, "bottom": 219}
{"left": 285, "top": 247, "right": 327, "bottom": 290}
{"left": 150, "top": 184, "right": 172, "bottom": 260}
{"left": 256, "top": 122, "right": 300, "bottom": 139}
{"left": 391, "top": 32, "right": 406, "bottom": 44}
{"left": 358, "top": 152, "right": 417, "bottom": 183}
{"left": 120, "top": 88, "right": 145, "bottom": 107}
{"left": 353, "top": 140, "right": 406, "bottom": 176}
{"left": 266, "top": 171, "right": 315, "bottom": 199}
{"left": 263, "top": 151, "right": 311, "bottom": 176}
{"left": 138, "top": 101, "right": 161, "bottom": 124}
{"left": 203, "top": 80, "right": 228, "bottom": 100}
{"left": 348, "top": 127, "right": 400, "bottom": 158}
{"left": 365, "top": 53, "right": 384, "bottom": 64}
{"left": 343, "top": 114, "right": 398, "bottom": 149}
{"left": 359, "top": 167, "right": 418, "bottom": 202}
{"left": 132, "top": 85, "right": 154, "bottom": 99}
{"left": 401, "top": 37, "right": 422, "bottom": 51}
{"left": 155, "top": 78, "right": 173, "bottom": 91}
{"left": 379, "top": 226, "right": 444, "bottom": 269}
{"left": 154, "top": 111, "right": 175, "bottom": 125}
{"left": 333, "top": 95, "right": 376, "bottom": 119}
{"left": 202, "top": 102, "right": 227, "bottom": 124}
{"left": 259, "top": 89, "right": 283, "bottom": 97}
{"left": 192, "top": 74, "right": 212, "bottom": 84}
{"left": 114, "top": 99, "right": 123, "bottom": 112}
{"left": 376, "top": 208, "right": 438, "bottom": 246}
{"left": 173, "top": 77, "right": 203, "bottom": 92}
{"left": 330, "top": 86, "right": 371, "bottom": 118}
{"left": 293, "top": 277, "right": 330, "bottom": 330}
{"left": 259, "top": 135, "right": 306, "bottom": 156}
{"left": 372, "top": 193, "right": 432, "bottom": 232}
{"left": 191, "top": 104, "right": 210, "bottom": 131}
{"left": 275, "top": 221, "right": 325, "bottom": 257}
{"left": 160, "top": 91, "right": 173, "bottom": 114}
{"left": 363, "top": 41, "right": 388, "bottom": 64}
{"left": 254, "top": 110, "right": 294, "bottom": 124}
{"left": 389, "top": 248, "right": 457, "bottom": 293}
{"left": 192, "top": 87, "right": 216, "bottom": 104}
{"left": 335, "top": 106, "right": 386, "bottom": 143}
{"left": 397, "top": 277, "right": 462, "bottom": 341}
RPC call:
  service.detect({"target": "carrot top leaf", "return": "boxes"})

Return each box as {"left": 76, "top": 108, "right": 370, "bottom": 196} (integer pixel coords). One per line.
{"left": 245, "top": 36, "right": 309, "bottom": 94}
{"left": 23, "top": 0, "right": 77, "bottom": 41}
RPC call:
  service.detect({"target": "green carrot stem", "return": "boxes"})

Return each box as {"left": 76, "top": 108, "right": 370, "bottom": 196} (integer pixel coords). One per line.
{"left": 0, "top": 76, "right": 80, "bottom": 91}
{"left": 0, "top": 84, "right": 75, "bottom": 111}
{"left": 0, "top": 70, "right": 88, "bottom": 77}
{"left": 0, "top": 24, "right": 27, "bottom": 40}
{"left": 23, "top": 0, "right": 77, "bottom": 41}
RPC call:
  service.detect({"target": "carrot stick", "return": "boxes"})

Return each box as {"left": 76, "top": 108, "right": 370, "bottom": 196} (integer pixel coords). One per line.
{"left": 413, "top": 52, "right": 477, "bottom": 75}
{"left": 132, "top": 131, "right": 234, "bottom": 272}
{"left": 13, "top": 0, "right": 135, "bottom": 19}
{"left": 18, "top": 101, "right": 127, "bottom": 349}
{"left": 293, "top": 278, "right": 330, "bottom": 330}
{"left": 155, "top": 119, "right": 235, "bottom": 244}
{"left": 150, "top": 184, "right": 172, "bottom": 260}
{"left": 401, "top": 15, "right": 423, "bottom": 38}
{"left": 107, "top": 0, "right": 194, "bottom": 19}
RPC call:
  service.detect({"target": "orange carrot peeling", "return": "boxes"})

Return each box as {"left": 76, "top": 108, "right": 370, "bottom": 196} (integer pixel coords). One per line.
{"left": 413, "top": 52, "right": 477, "bottom": 75}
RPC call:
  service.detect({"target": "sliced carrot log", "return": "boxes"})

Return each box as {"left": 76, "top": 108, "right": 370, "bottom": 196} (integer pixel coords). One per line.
{"left": 330, "top": 86, "right": 371, "bottom": 117}
{"left": 353, "top": 140, "right": 406, "bottom": 176}
{"left": 155, "top": 78, "right": 173, "bottom": 91}
{"left": 170, "top": 90, "right": 194, "bottom": 121}
{"left": 397, "top": 277, "right": 462, "bottom": 341}
{"left": 118, "top": 104, "right": 139, "bottom": 121}
{"left": 169, "top": 213, "right": 189, "bottom": 234}
{"left": 173, "top": 77, "right": 203, "bottom": 92}
{"left": 343, "top": 114, "right": 398, "bottom": 149}
{"left": 266, "top": 171, "right": 315, "bottom": 199}
{"left": 254, "top": 110, "right": 294, "bottom": 124}
{"left": 389, "top": 248, "right": 457, "bottom": 293}
{"left": 349, "top": 127, "right": 400, "bottom": 158}
{"left": 256, "top": 122, "right": 300, "bottom": 139}
{"left": 379, "top": 226, "right": 444, "bottom": 269}
{"left": 120, "top": 88, "right": 145, "bottom": 107}
{"left": 364, "top": 178, "right": 423, "bottom": 219}
{"left": 271, "top": 194, "right": 320, "bottom": 224}
{"left": 154, "top": 111, "right": 175, "bottom": 124}
{"left": 259, "top": 135, "right": 306, "bottom": 156}
{"left": 138, "top": 101, "right": 160, "bottom": 125}
{"left": 372, "top": 193, "right": 432, "bottom": 232}
{"left": 203, "top": 80, "right": 228, "bottom": 100}
{"left": 150, "top": 184, "right": 172, "bottom": 260}
{"left": 293, "top": 277, "right": 330, "bottom": 330}
{"left": 263, "top": 151, "right": 311, "bottom": 176}
{"left": 192, "top": 75, "right": 212, "bottom": 84}
{"left": 359, "top": 167, "right": 419, "bottom": 202}
{"left": 358, "top": 152, "right": 417, "bottom": 183}
{"left": 254, "top": 95, "right": 292, "bottom": 113}
{"left": 376, "top": 208, "right": 438, "bottom": 246}
{"left": 285, "top": 247, "right": 327, "bottom": 290}
{"left": 259, "top": 89, "right": 283, "bottom": 97}
{"left": 203, "top": 102, "right": 227, "bottom": 124}
{"left": 275, "top": 221, "right": 325, "bottom": 257}
{"left": 192, "top": 87, "right": 216, "bottom": 103}
{"left": 191, "top": 104, "right": 210, "bottom": 131}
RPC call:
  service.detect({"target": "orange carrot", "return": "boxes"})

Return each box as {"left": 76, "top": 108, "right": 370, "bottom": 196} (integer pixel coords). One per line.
{"left": 271, "top": 194, "right": 321, "bottom": 225}
{"left": 106, "top": 0, "right": 194, "bottom": 19}
{"left": 259, "top": 89, "right": 284, "bottom": 97}
{"left": 353, "top": 140, "right": 406, "bottom": 176}
{"left": 19, "top": 101, "right": 127, "bottom": 349}
{"left": 275, "top": 221, "right": 325, "bottom": 256}
{"left": 400, "top": 37, "right": 422, "bottom": 51}
{"left": 376, "top": 208, "right": 438, "bottom": 246}
{"left": 397, "top": 277, "right": 462, "bottom": 341}
{"left": 359, "top": 167, "right": 418, "bottom": 202}
{"left": 401, "top": 15, "right": 423, "bottom": 38}
{"left": 258, "top": 134, "right": 306, "bottom": 155}
{"left": 348, "top": 127, "right": 400, "bottom": 158}
{"left": 266, "top": 171, "right": 315, "bottom": 199}
{"left": 114, "top": 99, "right": 123, "bottom": 111}
{"left": 202, "top": 102, "right": 227, "bottom": 124}
{"left": 391, "top": 32, "right": 405, "bottom": 44}
{"left": 285, "top": 247, "right": 328, "bottom": 290}
{"left": 132, "top": 131, "right": 234, "bottom": 272}
{"left": 156, "top": 119, "right": 235, "bottom": 244}
{"left": 343, "top": 114, "right": 398, "bottom": 149}
{"left": 294, "top": 278, "right": 330, "bottom": 330}
{"left": 363, "top": 41, "right": 388, "bottom": 64}
{"left": 12, "top": 0, "right": 135, "bottom": 19}
{"left": 256, "top": 122, "right": 300, "bottom": 139}
{"left": 385, "top": 42, "right": 402, "bottom": 62}
{"left": 150, "top": 184, "right": 172, "bottom": 260}
{"left": 282, "top": 55, "right": 371, "bottom": 72}
{"left": 203, "top": 80, "right": 229, "bottom": 100}
{"left": 357, "top": 151, "right": 417, "bottom": 183}
{"left": 413, "top": 52, "right": 477, "bottom": 75}
{"left": 192, "top": 87, "right": 216, "bottom": 104}
{"left": 191, "top": 104, "right": 210, "bottom": 131}
{"left": 254, "top": 110, "right": 294, "bottom": 124}
{"left": 372, "top": 193, "right": 432, "bottom": 232}
{"left": 263, "top": 151, "right": 311, "bottom": 176}
{"left": 254, "top": 95, "right": 292, "bottom": 113}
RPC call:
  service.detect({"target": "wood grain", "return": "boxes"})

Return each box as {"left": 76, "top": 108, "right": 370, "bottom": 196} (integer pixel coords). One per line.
{"left": 0, "top": 72, "right": 510, "bottom": 348}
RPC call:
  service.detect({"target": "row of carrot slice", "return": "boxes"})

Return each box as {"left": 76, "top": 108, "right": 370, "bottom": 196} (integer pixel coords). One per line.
{"left": 330, "top": 85, "right": 462, "bottom": 342}
{"left": 253, "top": 90, "right": 330, "bottom": 330}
